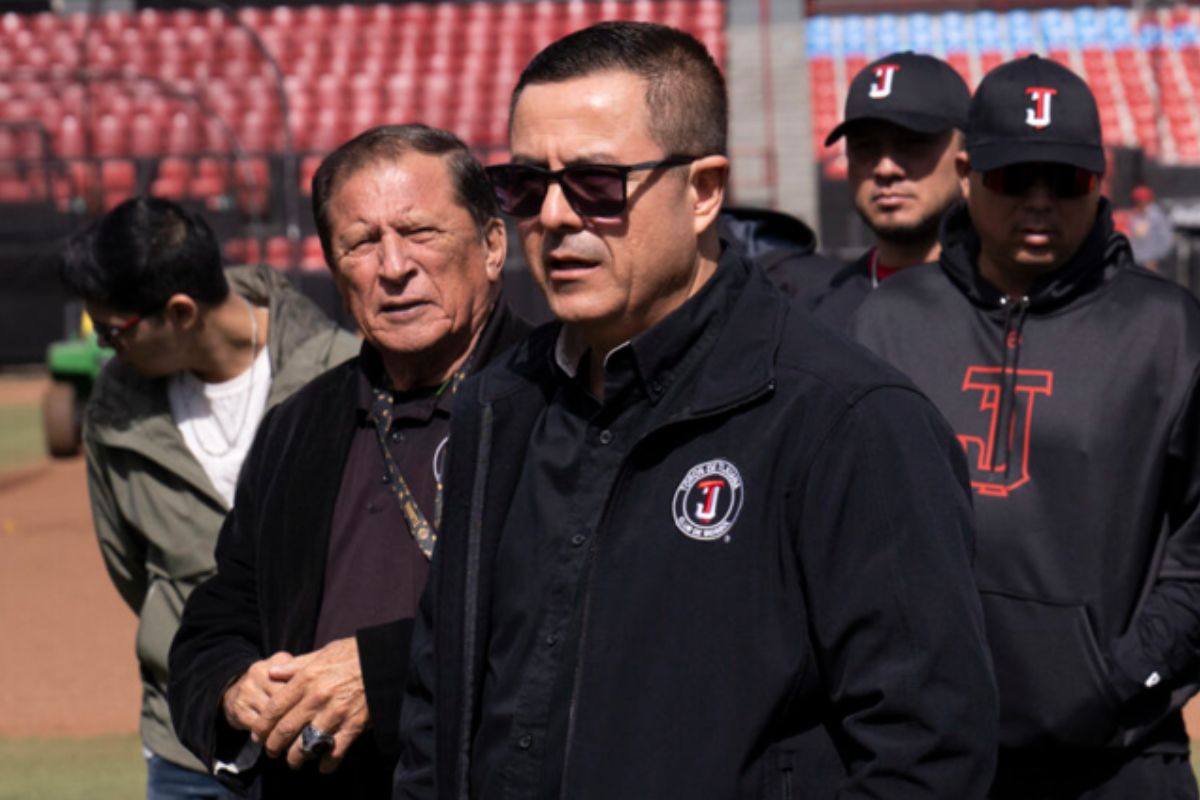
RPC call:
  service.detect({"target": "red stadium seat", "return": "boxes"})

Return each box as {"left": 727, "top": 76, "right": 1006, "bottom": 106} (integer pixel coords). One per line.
{"left": 265, "top": 235, "right": 293, "bottom": 270}
{"left": 0, "top": 168, "right": 30, "bottom": 203}
{"left": 298, "top": 5, "right": 332, "bottom": 30}
{"left": 0, "top": 128, "right": 15, "bottom": 161}
{"left": 189, "top": 156, "right": 229, "bottom": 203}
{"left": 129, "top": 113, "right": 161, "bottom": 159}
{"left": 225, "top": 236, "right": 262, "bottom": 266}
{"left": 164, "top": 112, "right": 197, "bottom": 156}
{"left": 1, "top": 12, "right": 25, "bottom": 36}
{"left": 151, "top": 175, "right": 187, "bottom": 200}
{"left": 157, "top": 157, "right": 193, "bottom": 183}
{"left": 56, "top": 114, "right": 86, "bottom": 159}
{"left": 300, "top": 235, "right": 326, "bottom": 272}
{"left": 333, "top": 4, "right": 367, "bottom": 30}
{"left": 234, "top": 157, "right": 270, "bottom": 215}
{"left": 299, "top": 154, "right": 323, "bottom": 196}
{"left": 980, "top": 51, "right": 1004, "bottom": 73}
{"left": 101, "top": 159, "right": 136, "bottom": 192}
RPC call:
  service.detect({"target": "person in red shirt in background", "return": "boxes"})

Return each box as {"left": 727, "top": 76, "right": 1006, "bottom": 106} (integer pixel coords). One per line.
{"left": 1127, "top": 184, "right": 1175, "bottom": 274}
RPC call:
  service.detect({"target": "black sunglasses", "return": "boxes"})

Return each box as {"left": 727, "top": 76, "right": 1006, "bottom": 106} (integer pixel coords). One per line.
{"left": 485, "top": 156, "right": 700, "bottom": 219}
{"left": 981, "top": 162, "right": 1099, "bottom": 199}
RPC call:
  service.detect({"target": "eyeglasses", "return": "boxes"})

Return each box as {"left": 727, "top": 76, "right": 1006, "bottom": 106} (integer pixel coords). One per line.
{"left": 485, "top": 156, "right": 700, "bottom": 219}
{"left": 94, "top": 312, "right": 150, "bottom": 348}
{"left": 981, "top": 163, "right": 1099, "bottom": 199}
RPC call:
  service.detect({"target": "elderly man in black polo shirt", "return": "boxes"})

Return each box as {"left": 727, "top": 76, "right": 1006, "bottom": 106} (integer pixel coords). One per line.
{"left": 168, "top": 124, "right": 529, "bottom": 799}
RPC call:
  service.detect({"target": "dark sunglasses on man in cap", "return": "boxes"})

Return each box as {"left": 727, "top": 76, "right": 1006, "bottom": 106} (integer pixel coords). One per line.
{"left": 981, "top": 162, "right": 1099, "bottom": 199}
{"left": 486, "top": 156, "right": 700, "bottom": 219}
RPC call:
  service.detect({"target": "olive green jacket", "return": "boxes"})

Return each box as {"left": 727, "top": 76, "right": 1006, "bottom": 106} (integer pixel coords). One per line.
{"left": 82, "top": 265, "right": 358, "bottom": 771}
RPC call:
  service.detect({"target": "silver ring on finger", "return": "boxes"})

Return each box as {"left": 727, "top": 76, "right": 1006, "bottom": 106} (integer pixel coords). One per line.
{"left": 300, "top": 723, "right": 335, "bottom": 759}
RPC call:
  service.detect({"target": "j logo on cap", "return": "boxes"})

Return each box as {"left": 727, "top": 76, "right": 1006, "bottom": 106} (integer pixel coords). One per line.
{"left": 1025, "top": 87, "right": 1057, "bottom": 129}
{"left": 966, "top": 55, "right": 1104, "bottom": 175}
{"left": 824, "top": 52, "right": 968, "bottom": 147}
{"left": 869, "top": 64, "right": 900, "bottom": 99}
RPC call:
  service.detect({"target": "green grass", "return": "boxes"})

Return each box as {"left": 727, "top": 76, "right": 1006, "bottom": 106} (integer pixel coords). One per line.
{"left": 0, "top": 733, "right": 1191, "bottom": 796}
{"left": 0, "top": 735, "right": 143, "bottom": 800}
{"left": 0, "top": 402, "right": 43, "bottom": 474}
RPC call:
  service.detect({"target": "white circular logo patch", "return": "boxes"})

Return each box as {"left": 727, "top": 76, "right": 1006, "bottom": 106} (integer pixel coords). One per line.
{"left": 673, "top": 459, "right": 744, "bottom": 541}
{"left": 432, "top": 436, "right": 449, "bottom": 483}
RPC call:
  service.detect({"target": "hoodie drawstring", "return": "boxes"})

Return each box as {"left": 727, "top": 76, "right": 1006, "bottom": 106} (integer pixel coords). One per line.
{"left": 994, "top": 296, "right": 1031, "bottom": 478}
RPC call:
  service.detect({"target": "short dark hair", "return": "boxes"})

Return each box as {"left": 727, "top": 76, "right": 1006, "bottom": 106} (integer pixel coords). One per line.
{"left": 311, "top": 124, "right": 500, "bottom": 266}
{"left": 511, "top": 21, "right": 727, "bottom": 157}
{"left": 58, "top": 196, "right": 228, "bottom": 314}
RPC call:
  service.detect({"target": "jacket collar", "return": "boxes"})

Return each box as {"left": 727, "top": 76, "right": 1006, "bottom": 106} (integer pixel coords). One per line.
{"left": 478, "top": 243, "right": 784, "bottom": 418}
{"left": 354, "top": 298, "right": 527, "bottom": 420}
{"left": 938, "top": 198, "right": 1133, "bottom": 312}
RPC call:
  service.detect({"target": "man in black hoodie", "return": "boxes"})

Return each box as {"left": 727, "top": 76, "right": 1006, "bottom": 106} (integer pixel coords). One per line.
{"left": 813, "top": 52, "right": 970, "bottom": 328}
{"left": 854, "top": 56, "right": 1200, "bottom": 799}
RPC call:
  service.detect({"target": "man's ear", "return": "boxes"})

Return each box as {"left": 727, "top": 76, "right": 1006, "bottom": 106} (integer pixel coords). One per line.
{"left": 690, "top": 155, "right": 729, "bottom": 236}
{"left": 164, "top": 293, "right": 199, "bottom": 330}
{"left": 956, "top": 151, "right": 972, "bottom": 198}
{"left": 482, "top": 217, "right": 506, "bottom": 283}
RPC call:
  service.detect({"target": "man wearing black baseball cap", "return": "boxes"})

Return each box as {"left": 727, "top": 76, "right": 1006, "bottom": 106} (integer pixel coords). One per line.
{"left": 853, "top": 54, "right": 1200, "bottom": 798}
{"left": 813, "top": 51, "right": 970, "bottom": 327}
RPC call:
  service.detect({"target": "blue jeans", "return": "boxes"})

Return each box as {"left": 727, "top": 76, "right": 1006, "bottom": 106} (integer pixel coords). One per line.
{"left": 146, "top": 754, "right": 233, "bottom": 800}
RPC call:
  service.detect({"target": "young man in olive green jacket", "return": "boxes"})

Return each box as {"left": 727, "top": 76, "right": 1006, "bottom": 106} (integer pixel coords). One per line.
{"left": 60, "top": 197, "right": 357, "bottom": 797}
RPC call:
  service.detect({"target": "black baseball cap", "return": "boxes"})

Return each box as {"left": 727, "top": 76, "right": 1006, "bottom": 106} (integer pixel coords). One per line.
{"left": 966, "top": 54, "right": 1105, "bottom": 174}
{"left": 824, "top": 52, "right": 970, "bottom": 146}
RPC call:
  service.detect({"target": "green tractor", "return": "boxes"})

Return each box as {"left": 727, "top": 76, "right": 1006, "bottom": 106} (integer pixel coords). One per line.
{"left": 43, "top": 310, "right": 110, "bottom": 458}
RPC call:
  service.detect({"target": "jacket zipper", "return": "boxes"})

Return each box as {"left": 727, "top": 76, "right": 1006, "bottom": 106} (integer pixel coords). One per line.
{"left": 456, "top": 402, "right": 494, "bottom": 800}
{"left": 557, "top": 380, "right": 777, "bottom": 797}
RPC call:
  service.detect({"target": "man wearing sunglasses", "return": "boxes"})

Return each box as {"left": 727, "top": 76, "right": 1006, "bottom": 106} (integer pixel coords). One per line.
{"left": 853, "top": 56, "right": 1200, "bottom": 798}
{"left": 396, "top": 21, "right": 997, "bottom": 800}
{"left": 813, "top": 52, "right": 970, "bottom": 328}
{"left": 57, "top": 196, "right": 357, "bottom": 799}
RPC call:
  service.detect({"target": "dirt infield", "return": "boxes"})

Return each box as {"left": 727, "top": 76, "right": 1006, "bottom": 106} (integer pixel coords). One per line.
{"left": 0, "top": 445, "right": 139, "bottom": 737}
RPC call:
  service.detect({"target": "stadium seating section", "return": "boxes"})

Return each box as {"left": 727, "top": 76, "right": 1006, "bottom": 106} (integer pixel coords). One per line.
{"left": 3, "top": 1, "right": 1198, "bottom": 265}
{"left": 0, "top": 0, "right": 724, "bottom": 267}
{"left": 809, "top": 4, "right": 1200, "bottom": 177}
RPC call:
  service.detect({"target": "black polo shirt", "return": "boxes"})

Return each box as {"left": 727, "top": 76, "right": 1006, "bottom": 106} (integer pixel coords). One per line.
{"left": 470, "top": 261, "right": 731, "bottom": 797}
{"left": 312, "top": 345, "right": 449, "bottom": 648}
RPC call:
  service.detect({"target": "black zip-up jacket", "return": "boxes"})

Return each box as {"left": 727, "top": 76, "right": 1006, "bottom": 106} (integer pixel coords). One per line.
{"left": 852, "top": 201, "right": 1200, "bottom": 755}
{"left": 395, "top": 249, "right": 998, "bottom": 799}
{"left": 168, "top": 303, "right": 530, "bottom": 799}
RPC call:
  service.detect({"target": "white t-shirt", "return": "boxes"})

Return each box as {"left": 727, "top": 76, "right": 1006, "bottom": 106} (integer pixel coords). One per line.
{"left": 168, "top": 346, "right": 272, "bottom": 507}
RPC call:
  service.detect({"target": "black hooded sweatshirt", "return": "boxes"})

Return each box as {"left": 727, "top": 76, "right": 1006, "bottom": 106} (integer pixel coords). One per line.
{"left": 852, "top": 200, "right": 1200, "bottom": 756}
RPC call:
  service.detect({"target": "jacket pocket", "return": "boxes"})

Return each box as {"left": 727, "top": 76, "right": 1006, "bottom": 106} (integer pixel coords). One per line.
{"left": 762, "top": 729, "right": 844, "bottom": 799}
{"left": 980, "top": 591, "right": 1121, "bottom": 749}
{"left": 770, "top": 747, "right": 795, "bottom": 800}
